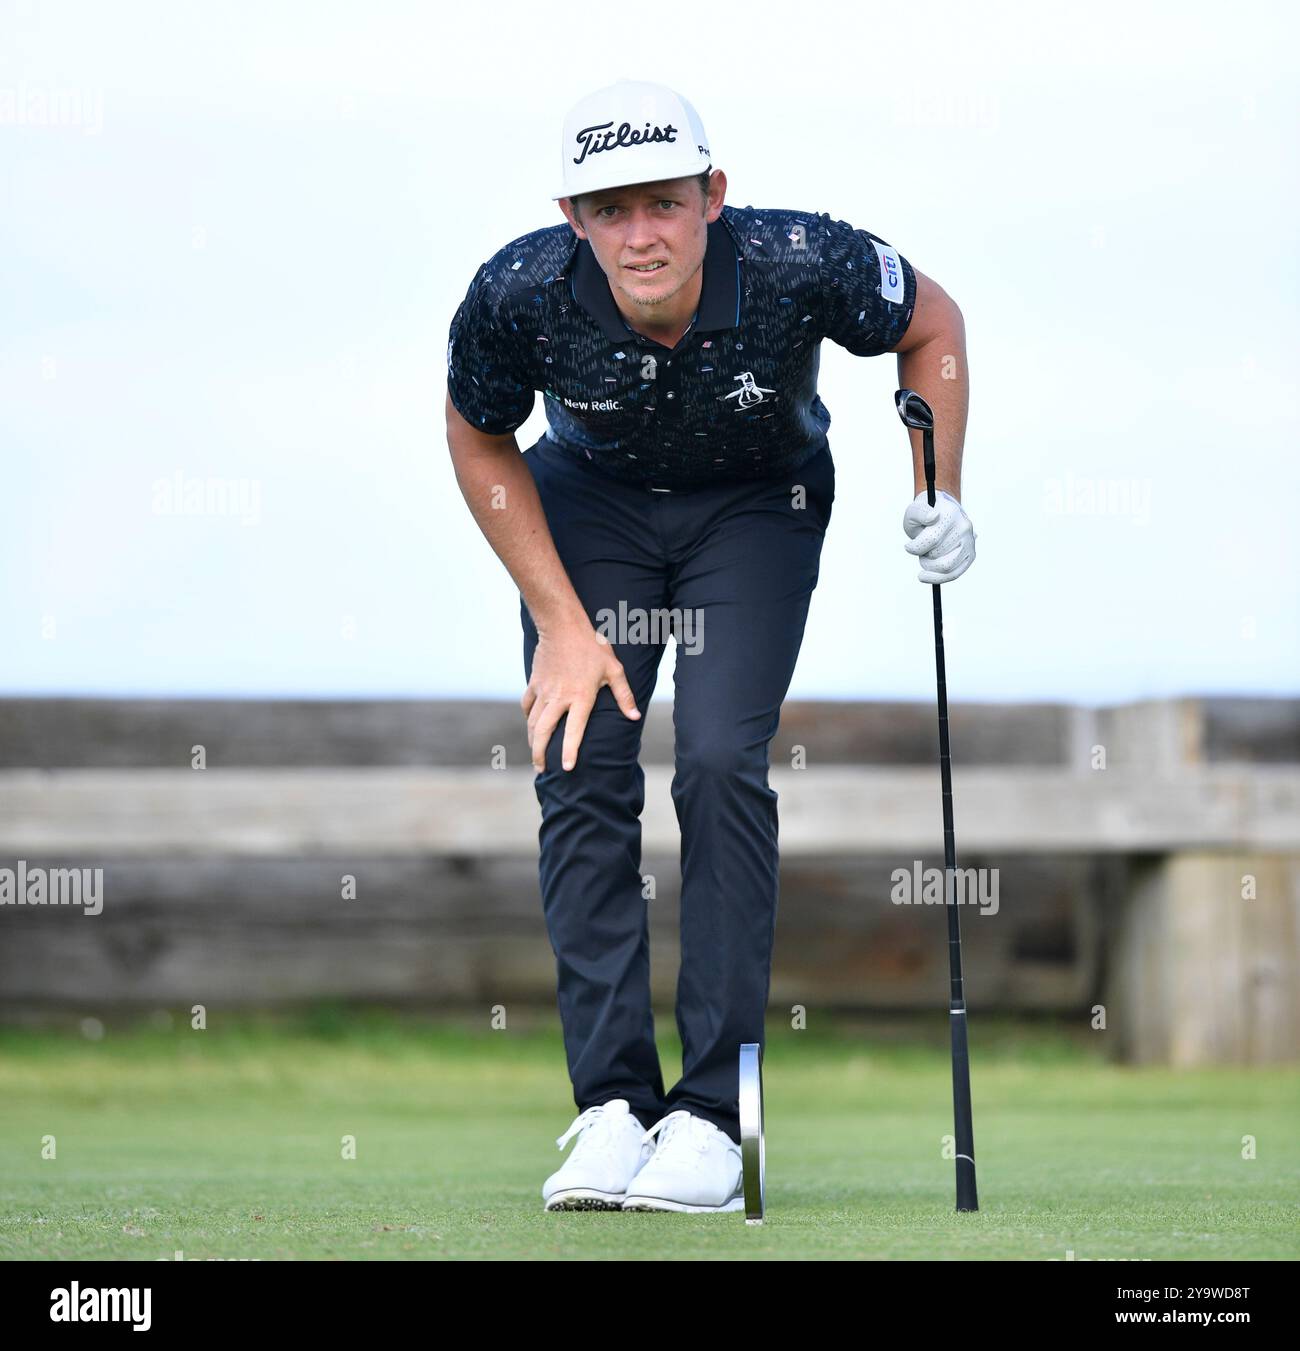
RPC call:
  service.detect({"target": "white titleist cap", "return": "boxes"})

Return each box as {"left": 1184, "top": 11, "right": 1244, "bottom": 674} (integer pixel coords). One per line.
{"left": 553, "top": 79, "right": 712, "bottom": 201}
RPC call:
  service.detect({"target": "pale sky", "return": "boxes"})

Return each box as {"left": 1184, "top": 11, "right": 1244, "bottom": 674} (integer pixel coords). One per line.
{"left": 2, "top": 0, "right": 1296, "bottom": 702}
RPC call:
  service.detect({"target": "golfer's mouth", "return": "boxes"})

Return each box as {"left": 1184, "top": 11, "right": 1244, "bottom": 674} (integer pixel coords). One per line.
{"left": 625, "top": 261, "right": 669, "bottom": 274}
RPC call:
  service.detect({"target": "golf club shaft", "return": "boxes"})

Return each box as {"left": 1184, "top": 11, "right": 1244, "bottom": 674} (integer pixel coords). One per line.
{"left": 923, "top": 424, "right": 979, "bottom": 1213}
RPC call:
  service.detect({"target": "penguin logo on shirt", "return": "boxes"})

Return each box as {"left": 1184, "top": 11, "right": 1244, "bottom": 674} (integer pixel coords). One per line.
{"left": 723, "top": 370, "right": 776, "bottom": 410}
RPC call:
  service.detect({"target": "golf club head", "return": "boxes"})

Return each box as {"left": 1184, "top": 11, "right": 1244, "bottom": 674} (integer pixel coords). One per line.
{"left": 738, "top": 1042, "right": 765, "bottom": 1224}
{"left": 894, "top": 388, "right": 934, "bottom": 431}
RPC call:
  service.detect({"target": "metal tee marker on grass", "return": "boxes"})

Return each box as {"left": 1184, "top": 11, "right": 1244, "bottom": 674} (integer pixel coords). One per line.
{"left": 894, "top": 387, "right": 980, "bottom": 1214}
{"left": 738, "top": 1041, "right": 765, "bottom": 1223}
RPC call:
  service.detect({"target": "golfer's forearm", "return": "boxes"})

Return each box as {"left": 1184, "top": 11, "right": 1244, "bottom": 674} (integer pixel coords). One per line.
{"left": 896, "top": 312, "right": 969, "bottom": 501}
{"left": 447, "top": 423, "right": 590, "bottom": 635}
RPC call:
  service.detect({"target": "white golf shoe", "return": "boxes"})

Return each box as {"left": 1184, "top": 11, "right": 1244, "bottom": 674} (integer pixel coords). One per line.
{"left": 620, "top": 1109, "right": 744, "bottom": 1213}
{"left": 542, "top": 1099, "right": 655, "bottom": 1211}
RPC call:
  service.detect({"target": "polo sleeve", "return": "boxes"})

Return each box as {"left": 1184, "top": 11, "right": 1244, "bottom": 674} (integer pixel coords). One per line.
{"left": 815, "top": 213, "right": 917, "bottom": 357}
{"left": 446, "top": 262, "right": 537, "bottom": 434}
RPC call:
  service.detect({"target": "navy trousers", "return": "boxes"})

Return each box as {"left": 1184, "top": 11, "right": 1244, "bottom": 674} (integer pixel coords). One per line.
{"left": 520, "top": 432, "right": 835, "bottom": 1145}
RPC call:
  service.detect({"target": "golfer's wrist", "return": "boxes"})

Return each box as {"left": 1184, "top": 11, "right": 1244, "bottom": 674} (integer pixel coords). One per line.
{"left": 535, "top": 602, "right": 592, "bottom": 639}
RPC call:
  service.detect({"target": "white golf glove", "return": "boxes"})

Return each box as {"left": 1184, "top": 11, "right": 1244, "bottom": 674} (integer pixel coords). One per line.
{"left": 903, "top": 489, "right": 976, "bottom": 584}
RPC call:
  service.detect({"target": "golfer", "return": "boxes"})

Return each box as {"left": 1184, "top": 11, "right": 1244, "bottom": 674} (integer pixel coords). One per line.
{"left": 445, "top": 80, "right": 976, "bottom": 1212}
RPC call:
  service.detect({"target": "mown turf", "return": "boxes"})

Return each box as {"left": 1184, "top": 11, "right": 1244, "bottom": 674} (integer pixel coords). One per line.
{"left": 0, "top": 1009, "right": 1296, "bottom": 1260}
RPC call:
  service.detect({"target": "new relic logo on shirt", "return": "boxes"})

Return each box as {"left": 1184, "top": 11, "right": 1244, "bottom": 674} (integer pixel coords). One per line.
{"left": 572, "top": 119, "right": 680, "bottom": 165}
{"left": 561, "top": 394, "right": 622, "bottom": 413}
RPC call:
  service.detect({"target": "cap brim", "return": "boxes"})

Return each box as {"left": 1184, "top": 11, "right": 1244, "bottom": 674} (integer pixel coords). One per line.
{"left": 552, "top": 161, "right": 711, "bottom": 201}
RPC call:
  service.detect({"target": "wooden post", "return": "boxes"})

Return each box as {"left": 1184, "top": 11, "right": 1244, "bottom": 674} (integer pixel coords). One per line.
{"left": 1107, "top": 851, "right": 1300, "bottom": 1065}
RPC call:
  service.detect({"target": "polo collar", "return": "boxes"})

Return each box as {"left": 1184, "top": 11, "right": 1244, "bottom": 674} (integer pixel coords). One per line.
{"left": 569, "top": 214, "right": 741, "bottom": 343}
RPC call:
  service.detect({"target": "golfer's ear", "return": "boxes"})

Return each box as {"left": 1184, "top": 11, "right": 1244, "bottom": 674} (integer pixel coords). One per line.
{"left": 889, "top": 269, "right": 963, "bottom": 355}
{"left": 559, "top": 197, "right": 587, "bottom": 239}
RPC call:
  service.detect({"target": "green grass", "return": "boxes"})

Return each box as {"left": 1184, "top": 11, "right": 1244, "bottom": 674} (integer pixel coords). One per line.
{"left": 0, "top": 1009, "right": 1296, "bottom": 1260}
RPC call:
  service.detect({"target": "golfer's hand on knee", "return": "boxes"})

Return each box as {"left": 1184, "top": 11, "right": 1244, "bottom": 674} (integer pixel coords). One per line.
{"left": 903, "top": 490, "right": 977, "bottom": 584}
{"left": 521, "top": 621, "right": 641, "bottom": 772}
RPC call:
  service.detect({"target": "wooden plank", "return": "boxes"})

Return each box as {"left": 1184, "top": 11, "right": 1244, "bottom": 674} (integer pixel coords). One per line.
{"left": 0, "top": 766, "right": 1297, "bottom": 855}
{"left": 1, "top": 698, "right": 1294, "bottom": 769}
{"left": 0, "top": 697, "right": 1074, "bottom": 768}
{"left": 1202, "top": 698, "right": 1300, "bottom": 764}
{"left": 0, "top": 853, "right": 1102, "bottom": 1013}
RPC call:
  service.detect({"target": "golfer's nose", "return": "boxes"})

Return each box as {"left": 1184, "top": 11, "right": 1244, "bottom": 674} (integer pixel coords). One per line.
{"left": 624, "top": 207, "right": 662, "bottom": 250}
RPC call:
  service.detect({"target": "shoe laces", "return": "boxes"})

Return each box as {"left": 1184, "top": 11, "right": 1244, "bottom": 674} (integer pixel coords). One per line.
{"left": 555, "top": 1102, "right": 629, "bottom": 1157}
{"left": 641, "top": 1109, "right": 716, "bottom": 1159}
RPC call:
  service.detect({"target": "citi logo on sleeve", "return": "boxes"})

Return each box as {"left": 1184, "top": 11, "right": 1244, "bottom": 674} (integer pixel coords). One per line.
{"left": 872, "top": 239, "right": 905, "bottom": 303}
{"left": 573, "top": 119, "right": 680, "bottom": 166}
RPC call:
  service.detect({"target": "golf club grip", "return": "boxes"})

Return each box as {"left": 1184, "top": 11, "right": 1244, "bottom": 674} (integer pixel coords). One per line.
{"left": 933, "top": 586, "right": 956, "bottom": 877}
{"left": 923, "top": 428, "right": 936, "bottom": 507}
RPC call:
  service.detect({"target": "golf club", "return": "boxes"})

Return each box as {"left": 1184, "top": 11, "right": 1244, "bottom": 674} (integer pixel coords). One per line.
{"left": 738, "top": 1041, "right": 765, "bottom": 1223}
{"left": 894, "top": 387, "right": 979, "bottom": 1214}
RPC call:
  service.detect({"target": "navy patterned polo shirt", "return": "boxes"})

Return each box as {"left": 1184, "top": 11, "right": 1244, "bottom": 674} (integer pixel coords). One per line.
{"left": 446, "top": 203, "right": 916, "bottom": 488}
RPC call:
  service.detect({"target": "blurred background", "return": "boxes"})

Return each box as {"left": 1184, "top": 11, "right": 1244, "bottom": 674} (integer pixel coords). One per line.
{"left": 2, "top": 0, "right": 1295, "bottom": 1051}
{"left": 0, "top": 0, "right": 1297, "bottom": 1261}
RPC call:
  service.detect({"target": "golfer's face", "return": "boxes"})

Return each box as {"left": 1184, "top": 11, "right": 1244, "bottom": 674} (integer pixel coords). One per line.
{"left": 579, "top": 178, "right": 708, "bottom": 310}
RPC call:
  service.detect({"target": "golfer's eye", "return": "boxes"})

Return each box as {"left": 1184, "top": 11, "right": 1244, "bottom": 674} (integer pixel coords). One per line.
{"left": 596, "top": 206, "right": 619, "bottom": 219}
{"left": 659, "top": 200, "right": 677, "bottom": 210}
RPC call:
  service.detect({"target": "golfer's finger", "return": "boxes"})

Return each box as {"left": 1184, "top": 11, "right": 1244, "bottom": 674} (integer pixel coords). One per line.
{"left": 607, "top": 667, "right": 641, "bottom": 721}
{"left": 521, "top": 684, "right": 537, "bottom": 716}
{"left": 904, "top": 517, "right": 955, "bottom": 557}
{"left": 560, "top": 698, "right": 594, "bottom": 771}
{"left": 527, "top": 696, "right": 550, "bottom": 760}
{"left": 927, "top": 541, "right": 969, "bottom": 575}
{"left": 530, "top": 701, "right": 565, "bottom": 772}
{"left": 920, "top": 548, "right": 973, "bottom": 584}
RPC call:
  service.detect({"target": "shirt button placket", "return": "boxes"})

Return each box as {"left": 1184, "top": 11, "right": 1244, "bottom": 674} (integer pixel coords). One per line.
{"left": 660, "top": 356, "right": 680, "bottom": 424}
